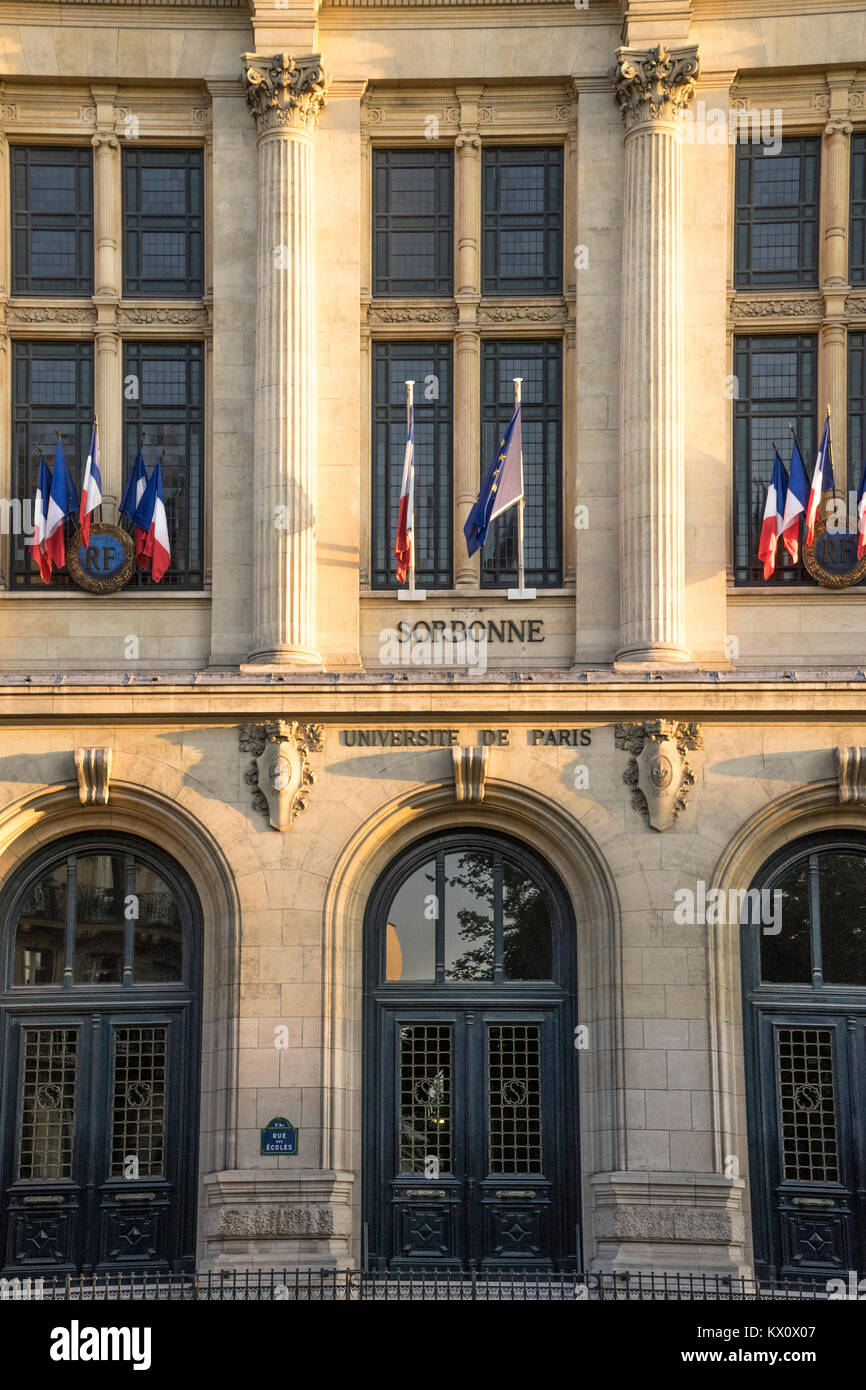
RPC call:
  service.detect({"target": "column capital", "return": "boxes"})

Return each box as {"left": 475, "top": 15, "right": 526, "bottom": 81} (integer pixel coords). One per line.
{"left": 242, "top": 51, "right": 327, "bottom": 136}
{"left": 614, "top": 44, "right": 699, "bottom": 132}
{"left": 825, "top": 119, "right": 854, "bottom": 139}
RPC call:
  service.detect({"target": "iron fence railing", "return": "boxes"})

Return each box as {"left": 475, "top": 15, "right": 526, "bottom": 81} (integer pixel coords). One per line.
{"left": 4, "top": 1268, "right": 840, "bottom": 1302}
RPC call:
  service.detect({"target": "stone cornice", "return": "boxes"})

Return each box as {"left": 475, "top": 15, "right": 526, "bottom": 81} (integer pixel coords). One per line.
{"left": 614, "top": 43, "right": 700, "bottom": 131}
{"left": 243, "top": 52, "right": 326, "bottom": 135}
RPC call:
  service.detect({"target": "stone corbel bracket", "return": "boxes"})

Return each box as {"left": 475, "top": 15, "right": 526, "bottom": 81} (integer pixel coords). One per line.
{"left": 452, "top": 746, "right": 488, "bottom": 803}
{"left": 75, "top": 748, "right": 112, "bottom": 805}
{"left": 615, "top": 719, "right": 703, "bottom": 831}
{"left": 240, "top": 721, "right": 324, "bottom": 831}
{"left": 836, "top": 746, "right": 866, "bottom": 803}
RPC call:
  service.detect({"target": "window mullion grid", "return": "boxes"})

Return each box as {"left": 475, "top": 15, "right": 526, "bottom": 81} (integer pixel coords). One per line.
{"left": 63, "top": 854, "right": 76, "bottom": 989}
{"left": 733, "top": 333, "right": 817, "bottom": 586}
{"left": 493, "top": 852, "right": 504, "bottom": 984}
{"left": 808, "top": 853, "right": 824, "bottom": 986}
{"left": 435, "top": 851, "right": 445, "bottom": 986}
{"left": 122, "top": 854, "right": 135, "bottom": 987}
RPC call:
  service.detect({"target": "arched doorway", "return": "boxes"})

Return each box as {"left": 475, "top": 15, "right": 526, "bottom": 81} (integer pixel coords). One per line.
{"left": 0, "top": 831, "right": 202, "bottom": 1277}
{"left": 363, "top": 829, "right": 579, "bottom": 1271}
{"left": 743, "top": 830, "right": 866, "bottom": 1280}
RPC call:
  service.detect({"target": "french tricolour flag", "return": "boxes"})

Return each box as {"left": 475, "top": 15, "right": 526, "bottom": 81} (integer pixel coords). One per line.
{"left": 30, "top": 456, "right": 53, "bottom": 584}
{"left": 133, "top": 459, "right": 171, "bottom": 582}
{"left": 79, "top": 423, "right": 103, "bottom": 549}
{"left": 758, "top": 451, "right": 789, "bottom": 580}
{"left": 119, "top": 450, "right": 149, "bottom": 559}
{"left": 856, "top": 458, "right": 866, "bottom": 560}
{"left": 804, "top": 416, "right": 834, "bottom": 547}
{"left": 394, "top": 390, "right": 414, "bottom": 585}
{"left": 781, "top": 435, "right": 809, "bottom": 563}
{"left": 44, "top": 441, "right": 79, "bottom": 571}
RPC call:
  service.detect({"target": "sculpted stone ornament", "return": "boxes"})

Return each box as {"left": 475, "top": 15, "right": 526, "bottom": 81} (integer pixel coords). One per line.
{"left": 240, "top": 721, "right": 324, "bottom": 831}
{"left": 75, "top": 748, "right": 112, "bottom": 806}
{"left": 242, "top": 53, "right": 327, "bottom": 135}
{"left": 613, "top": 44, "right": 700, "bottom": 131}
{"left": 615, "top": 720, "right": 702, "bottom": 831}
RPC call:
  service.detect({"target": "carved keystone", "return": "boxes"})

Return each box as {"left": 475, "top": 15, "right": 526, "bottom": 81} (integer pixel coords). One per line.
{"left": 75, "top": 748, "right": 112, "bottom": 805}
{"left": 615, "top": 720, "right": 702, "bottom": 831}
{"left": 836, "top": 746, "right": 866, "bottom": 803}
{"left": 452, "top": 746, "right": 488, "bottom": 803}
{"left": 240, "top": 721, "right": 324, "bottom": 831}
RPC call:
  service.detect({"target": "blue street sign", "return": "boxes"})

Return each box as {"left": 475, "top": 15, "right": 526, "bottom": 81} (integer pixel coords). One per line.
{"left": 260, "top": 1117, "right": 298, "bottom": 1155}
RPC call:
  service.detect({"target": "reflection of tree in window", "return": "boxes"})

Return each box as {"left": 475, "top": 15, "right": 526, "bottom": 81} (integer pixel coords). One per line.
{"left": 445, "top": 852, "right": 495, "bottom": 980}
{"left": 445, "top": 852, "right": 552, "bottom": 981}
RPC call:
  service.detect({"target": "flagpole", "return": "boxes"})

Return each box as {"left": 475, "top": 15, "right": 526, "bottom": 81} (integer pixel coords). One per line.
{"left": 407, "top": 379, "right": 415, "bottom": 595}
{"left": 507, "top": 377, "right": 536, "bottom": 601}
{"left": 397, "top": 378, "right": 425, "bottom": 602}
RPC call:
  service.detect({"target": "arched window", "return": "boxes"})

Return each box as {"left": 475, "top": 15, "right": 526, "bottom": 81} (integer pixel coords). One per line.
{"left": 379, "top": 836, "right": 558, "bottom": 986}
{"left": 7, "top": 838, "right": 193, "bottom": 991}
{"left": 757, "top": 835, "right": 866, "bottom": 987}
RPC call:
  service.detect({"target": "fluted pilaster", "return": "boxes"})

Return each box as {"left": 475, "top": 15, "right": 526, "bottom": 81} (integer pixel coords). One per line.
{"left": 95, "top": 330, "right": 122, "bottom": 519}
{"left": 244, "top": 52, "right": 325, "bottom": 666}
{"left": 821, "top": 117, "right": 853, "bottom": 490}
{"left": 614, "top": 45, "right": 698, "bottom": 664}
{"left": 92, "top": 134, "right": 120, "bottom": 299}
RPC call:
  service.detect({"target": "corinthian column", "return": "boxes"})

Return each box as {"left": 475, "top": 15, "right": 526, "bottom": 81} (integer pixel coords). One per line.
{"left": 243, "top": 53, "right": 326, "bottom": 666}
{"left": 614, "top": 45, "right": 698, "bottom": 664}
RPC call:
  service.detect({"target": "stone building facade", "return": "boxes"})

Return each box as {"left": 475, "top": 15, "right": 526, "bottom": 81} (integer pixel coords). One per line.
{"left": 0, "top": 0, "right": 864, "bottom": 1281}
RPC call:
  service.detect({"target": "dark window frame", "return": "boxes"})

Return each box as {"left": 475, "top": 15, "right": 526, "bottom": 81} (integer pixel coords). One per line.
{"left": 11, "top": 145, "right": 94, "bottom": 297}
{"left": 732, "top": 333, "right": 818, "bottom": 587}
{"left": 122, "top": 339, "right": 205, "bottom": 590}
{"left": 849, "top": 331, "right": 866, "bottom": 486}
{"left": 2, "top": 832, "right": 198, "bottom": 998}
{"left": 372, "top": 148, "right": 453, "bottom": 298}
{"left": 480, "top": 338, "right": 562, "bottom": 589}
{"left": 734, "top": 137, "right": 820, "bottom": 289}
{"left": 371, "top": 339, "right": 453, "bottom": 590}
{"left": 122, "top": 146, "right": 205, "bottom": 298}
{"left": 481, "top": 146, "right": 563, "bottom": 297}
{"left": 10, "top": 339, "right": 94, "bottom": 589}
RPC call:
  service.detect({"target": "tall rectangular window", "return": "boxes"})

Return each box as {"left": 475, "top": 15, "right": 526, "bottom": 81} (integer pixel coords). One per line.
{"left": 372, "top": 150, "right": 453, "bottom": 297}
{"left": 11, "top": 146, "right": 93, "bottom": 297}
{"left": 732, "top": 334, "right": 817, "bottom": 585}
{"left": 849, "top": 332, "right": 866, "bottom": 481}
{"left": 123, "top": 148, "right": 204, "bottom": 297}
{"left": 482, "top": 147, "right": 563, "bottom": 296}
{"left": 123, "top": 342, "right": 204, "bottom": 589}
{"left": 371, "top": 341, "right": 452, "bottom": 589}
{"left": 480, "top": 340, "right": 562, "bottom": 589}
{"left": 851, "top": 133, "right": 866, "bottom": 286}
{"left": 734, "top": 139, "right": 820, "bottom": 288}
{"left": 11, "top": 340, "right": 94, "bottom": 588}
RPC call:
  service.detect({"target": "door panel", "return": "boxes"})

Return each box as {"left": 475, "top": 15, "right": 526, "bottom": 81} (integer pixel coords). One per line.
{"left": 380, "top": 1006, "right": 567, "bottom": 1270}
{"left": 754, "top": 1012, "right": 861, "bottom": 1279}
{"left": 2, "top": 1010, "right": 191, "bottom": 1275}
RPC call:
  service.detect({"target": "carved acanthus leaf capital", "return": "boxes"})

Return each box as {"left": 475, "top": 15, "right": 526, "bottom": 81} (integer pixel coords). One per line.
{"left": 242, "top": 52, "right": 327, "bottom": 136}
{"left": 614, "top": 44, "right": 700, "bottom": 131}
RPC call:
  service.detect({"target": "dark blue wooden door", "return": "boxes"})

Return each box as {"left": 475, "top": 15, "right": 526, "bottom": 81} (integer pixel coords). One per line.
{"left": 750, "top": 1009, "right": 866, "bottom": 1280}
{"left": 364, "top": 831, "right": 578, "bottom": 1271}
{"left": 743, "top": 833, "right": 866, "bottom": 1281}
{"left": 0, "top": 832, "right": 201, "bottom": 1277}
{"left": 375, "top": 1004, "right": 567, "bottom": 1269}
{"left": 0, "top": 1007, "right": 195, "bottom": 1276}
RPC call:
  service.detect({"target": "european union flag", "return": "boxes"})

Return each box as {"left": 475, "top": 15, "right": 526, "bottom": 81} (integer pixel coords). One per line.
{"left": 463, "top": 404, "right": 523, "bottom": 557}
